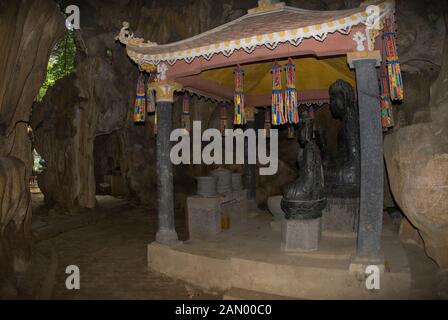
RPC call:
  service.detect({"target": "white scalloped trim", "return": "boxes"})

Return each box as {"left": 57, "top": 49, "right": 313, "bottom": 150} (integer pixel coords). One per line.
{"left": 127, "top": 1, "right": 394, "bottom": 66}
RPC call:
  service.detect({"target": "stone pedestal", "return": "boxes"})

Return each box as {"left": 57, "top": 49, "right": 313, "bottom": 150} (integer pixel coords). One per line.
{"left": 187, "top": 196, "right": 222, "bottom": 240}
{"left": 281, "top": 218, "right": 322, "bottom": 252}
{"left": 187, "top": 191, "right": 248, "bottom": 240}
{"left": 222, "top": 190, "right": 248, "bottom": 226}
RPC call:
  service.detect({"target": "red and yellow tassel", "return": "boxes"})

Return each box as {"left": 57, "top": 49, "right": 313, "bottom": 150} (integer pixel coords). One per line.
{"left": 271, "top": 62, "right": 285, "bottom": 125}
{"left": 133, "top": 72, "right": 146, "bottom": 123}
{"left": 233, "top": 65, "right": 245, "bottom": 125}
{"left": 146, "top": 80, "right": 156, "bottom": 114}
{"left": 285, "top": 58, "right": 299, "bottom": 124}
{"left": 379, "top": 74, "right": 394, "bottom": 130}
{"left": 383, "top": 17, "right": 403, "bottom": 101}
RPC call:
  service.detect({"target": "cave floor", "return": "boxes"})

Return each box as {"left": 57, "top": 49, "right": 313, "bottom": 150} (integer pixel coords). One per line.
{"left": 22, "top": 193, "right": 442, "bottom": 300}
{"left": 25, "top": 193, "right": 220, "bottom": 300}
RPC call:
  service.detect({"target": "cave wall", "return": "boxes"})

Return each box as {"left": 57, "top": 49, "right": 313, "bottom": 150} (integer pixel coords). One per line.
{"left": 0, "top": 0, "right": 64, "bottom": 166}
{"left": 31, "top": 0, "right": 142, "bottom": 211}
{"left": 0, "top": 0, "right": 65, "bottom": 296}
{"left": 384, "top": 5, "right": 448, "bottom": 268}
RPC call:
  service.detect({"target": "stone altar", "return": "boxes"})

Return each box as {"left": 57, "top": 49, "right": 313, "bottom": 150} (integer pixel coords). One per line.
{"left": 186, "top": 190, "right": 247, "bottom": 240}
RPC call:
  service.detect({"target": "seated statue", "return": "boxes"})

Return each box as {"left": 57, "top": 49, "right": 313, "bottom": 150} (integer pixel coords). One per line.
{"left": 281, "top": 112, "right": 326, "bottom": 220}
{"left": 318, "top": 80, "right": 360, "bottom": 198}
{"left": 314, "top": 128, "right": 332, "bottom": 167}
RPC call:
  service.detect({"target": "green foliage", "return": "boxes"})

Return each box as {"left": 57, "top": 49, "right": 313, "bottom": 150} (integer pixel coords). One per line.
{"left": 38, "top": 30, "right": 77, "bottom": 101}
{"left": 32, "top": 149, "right": 45, "bottom": 174}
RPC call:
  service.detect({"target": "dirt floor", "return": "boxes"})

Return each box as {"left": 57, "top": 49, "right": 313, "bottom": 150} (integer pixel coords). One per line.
{"left": 20, "top": 193, "right": 220, "bottom": 300}
{"left": 16, "top": 193, "right": 444, "bottom": 300}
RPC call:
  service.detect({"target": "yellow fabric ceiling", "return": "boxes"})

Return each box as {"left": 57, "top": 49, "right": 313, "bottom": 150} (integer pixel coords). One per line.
{"left": 201, "top": 56, "right": 355, "bottom": 95}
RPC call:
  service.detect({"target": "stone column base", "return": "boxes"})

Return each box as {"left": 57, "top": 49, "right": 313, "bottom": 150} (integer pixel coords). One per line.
{"left": 156, "top": 229, "right": 181, "bottom": 246}
{"left": 349, "top": 255, "right": 385, "bottom": 280}
{"left": 281, "top": 218, "right": 322, "bottom": 252}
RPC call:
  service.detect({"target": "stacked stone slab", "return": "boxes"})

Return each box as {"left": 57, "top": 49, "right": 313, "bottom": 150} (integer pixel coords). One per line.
{"left": 210, "top": 168, "right": 232, "bottom": 194}
{"left": 195, "top": 176, "right": 218, "bottom": 197}
{"left": 188, "top": 169, "right": 248, "bottom": 240}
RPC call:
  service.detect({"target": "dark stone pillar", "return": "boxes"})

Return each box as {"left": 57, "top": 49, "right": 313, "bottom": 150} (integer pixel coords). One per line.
{"left": 155, "top": 101, "right": 178, "bottom": 244}
{"left": 244, "top": 119, "right": 257, "bottom": 202}
{"left": 349, "top": 52, "right": 383, "bottom": 258}
{"left": 149, "top": 80, "right": 182, "bottom": 245}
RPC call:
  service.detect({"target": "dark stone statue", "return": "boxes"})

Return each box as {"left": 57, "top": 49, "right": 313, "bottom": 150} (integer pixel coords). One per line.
{"left": 318, "top": 80, "right": 360, "bottom": 198}
{"left": 281, "top": 112, "right": 326, "bottom": 220}
{"left": 314, "top": 128, "right": 331, "bottom": 167}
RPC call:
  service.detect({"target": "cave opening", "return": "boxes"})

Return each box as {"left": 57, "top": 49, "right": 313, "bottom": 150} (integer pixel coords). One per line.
{"left": 37, "top": 30, "right": 77, "bottom": 102}
{"left": 30, "top": 30, "right": 78, "bottom": 202}
{"left": 93, "top": 133, "right": 130, "bottom": 200}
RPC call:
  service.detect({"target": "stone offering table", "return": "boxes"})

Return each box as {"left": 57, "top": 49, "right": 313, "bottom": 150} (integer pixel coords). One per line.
{"left": 186, "top": 190, "right": 247, "bottom": 240}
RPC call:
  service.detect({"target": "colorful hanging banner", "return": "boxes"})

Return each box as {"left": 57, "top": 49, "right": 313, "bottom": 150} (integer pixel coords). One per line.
{"left": 181, "top": 93, "right": 191, "bottom": 133}
{"left": 379, "top": 74, "right": 394, "bottom": 130}
{"left": 146, "top": 80, "right": 156, "bottom": 113}
{"left": 383, "top": 16, "right": 403, "bottom": 101}
{"left": 220, "top": 104, "right": 228, "bottom": 135}
{"left": 233, "top": 65, "right": 245, "bottom": 125}
{"left": 284, "top": 58, "right": 299, "bottom": 124}
{"left": 133, "top": 73, "right": 146, "bottom": 123}
{"left": 271, "top": 61, "right": 285, "bottom": 125}
{"left": 264, "top": 107, "right": 271, "bottom": 138}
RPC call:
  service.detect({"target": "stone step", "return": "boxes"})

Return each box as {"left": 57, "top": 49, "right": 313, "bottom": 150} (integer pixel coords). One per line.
{"left": 223, "top": 287, "right": 298, "bottom": 300}
{"left": 148, "top": 214, "right": 411, "bottom": 299}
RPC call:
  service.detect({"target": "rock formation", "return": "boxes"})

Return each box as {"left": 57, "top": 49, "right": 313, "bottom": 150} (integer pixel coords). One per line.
{"left": 0, "top": 157, "right": 32, "bottom": 297}
{"left": 384, "top": 6, "right": 448, "bottom": 269}
{"left": 0, "top": 0, "right": 65, "bottom": 296}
